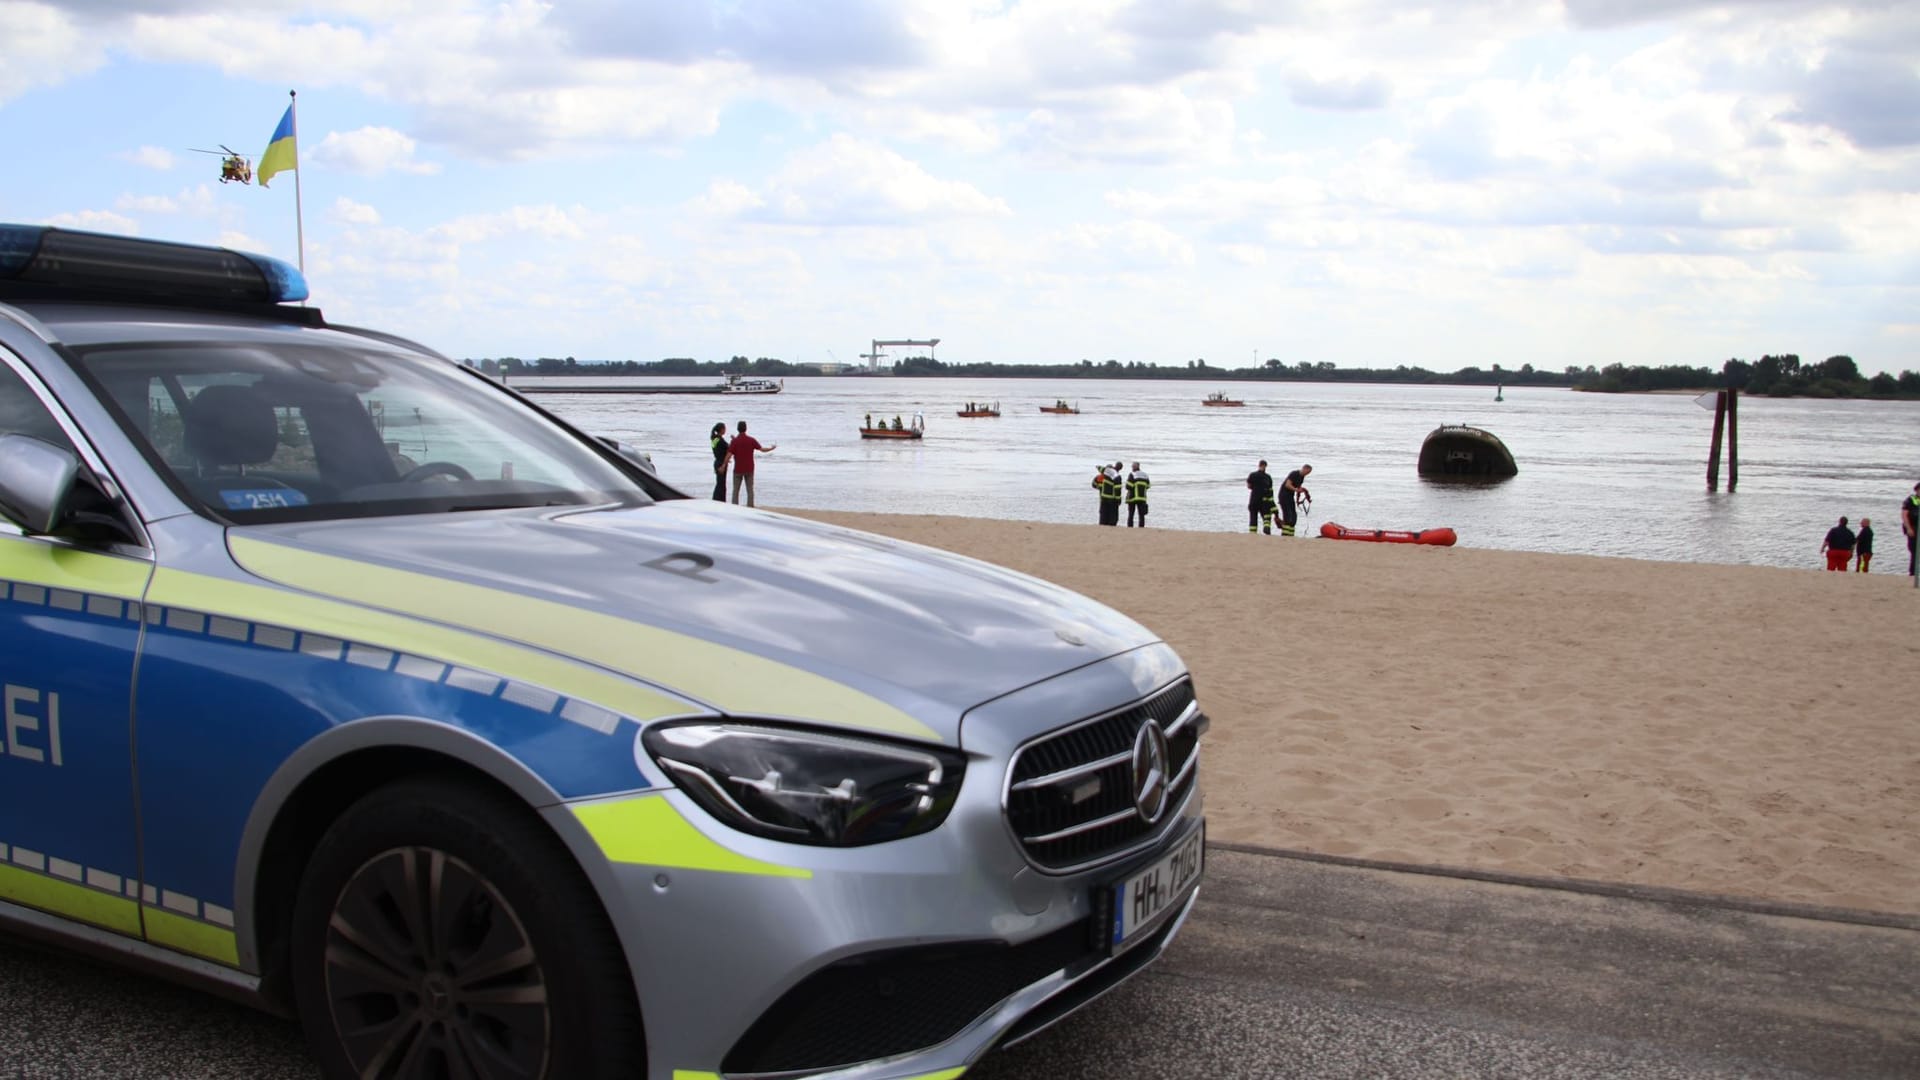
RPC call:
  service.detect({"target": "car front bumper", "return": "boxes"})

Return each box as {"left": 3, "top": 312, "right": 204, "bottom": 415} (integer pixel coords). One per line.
{"left": 548, "top": 648, "right": 1206, "bottom": 1080}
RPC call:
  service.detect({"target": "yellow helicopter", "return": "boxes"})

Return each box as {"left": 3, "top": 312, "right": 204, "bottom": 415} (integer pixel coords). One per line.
{"left": 191, "top": 145, "right": 254, "bottom": 185}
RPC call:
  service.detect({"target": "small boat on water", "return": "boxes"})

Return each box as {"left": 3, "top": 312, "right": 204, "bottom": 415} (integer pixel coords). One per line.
{"left": 1039, "top": 400, "right": 1080, "bottom": 414}
{"left": 957, "top": 401, "right": 1000, "bottom": 417}
{"left": 1202, "top": 391, "right": 1245, "bottom": 407}
{"left": 1319, "top": 522, "right": 1458, "bottom": 547}
{"left": 1418, "top": 424, "right": 1517, "bottom": 479}
{"left": 861, "top": 412, "right": 925, "bottom": 439}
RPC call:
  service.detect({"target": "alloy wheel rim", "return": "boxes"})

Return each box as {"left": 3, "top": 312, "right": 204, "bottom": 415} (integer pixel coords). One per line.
{"left": 323, "top": 846, "right": 550, "bottom": 1080}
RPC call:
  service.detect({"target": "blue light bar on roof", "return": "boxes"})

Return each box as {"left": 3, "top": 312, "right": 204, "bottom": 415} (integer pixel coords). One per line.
{"left": 0, "top": 224, "right": 309, "bottom": 304}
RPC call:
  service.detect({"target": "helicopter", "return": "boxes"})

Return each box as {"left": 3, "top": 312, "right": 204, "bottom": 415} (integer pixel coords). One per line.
{"left": 191, "top": 145, "right": 253, "bottom": 185}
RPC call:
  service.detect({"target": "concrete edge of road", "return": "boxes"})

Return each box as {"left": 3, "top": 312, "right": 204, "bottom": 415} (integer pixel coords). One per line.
{"left": 1205, "top": 840, "right": 1920, "bottom": 933}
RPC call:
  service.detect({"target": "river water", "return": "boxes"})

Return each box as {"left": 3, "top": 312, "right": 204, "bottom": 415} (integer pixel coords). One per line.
{"left": 517, "top": 375, "right": 1920, "bottom": 570}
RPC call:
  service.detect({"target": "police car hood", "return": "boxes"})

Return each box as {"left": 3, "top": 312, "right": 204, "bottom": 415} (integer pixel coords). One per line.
{"left": 229, "top": 501, "right": 1157, "bottom": 744}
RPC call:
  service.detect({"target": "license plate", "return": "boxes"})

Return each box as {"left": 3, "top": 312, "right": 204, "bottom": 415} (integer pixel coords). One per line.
{"left": 1110, "top": 824, "right": 1204, "bottom": 952}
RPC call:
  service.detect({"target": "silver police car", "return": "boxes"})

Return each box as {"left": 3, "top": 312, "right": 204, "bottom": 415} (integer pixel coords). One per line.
{"left": 0, "top": 224, "right": 1204, "bottom": 1079}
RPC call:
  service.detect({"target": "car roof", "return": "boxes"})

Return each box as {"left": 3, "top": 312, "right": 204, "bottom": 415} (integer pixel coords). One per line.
{"left": 4, "top": 298, "right": 359, "bottom": 347}
{"left": 0, "top": 297, "right": 457, "bottom": 367}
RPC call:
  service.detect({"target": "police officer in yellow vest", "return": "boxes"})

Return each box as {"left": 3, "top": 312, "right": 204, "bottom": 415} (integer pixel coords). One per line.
{"left": 1125, "top": 461, "right": 1150, "bottom": 527}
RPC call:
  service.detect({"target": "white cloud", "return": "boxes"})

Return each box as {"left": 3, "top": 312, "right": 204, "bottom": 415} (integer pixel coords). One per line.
{"left": 1045, "top": 219, "right": 1197, "bottom": 273}
{"left": 1009, "top": 87, "right": 1239, "bottom": 166}
{"left": 16, "top": 1, "right": 1919, "bottom": 376}
{"left": 120, "top": 146, "right": 178, "bottom": 171}
{"left": 725, "top": 135, "right": 1011, "bottom": 225}
{"left": 428, "top": 205, "right": 587, "bottom": 245}
{"left": 0, "top": 2, "right": 104, "bottom": 105}
{"left": 689, "top": 181, "right": 767, "bottom": 218}
{"left": 44, "top": 209, "right": 139, "bottom": 234}
{"left": 1284, "top": 67, "right": 1393, "bottom": 111}
{"left": 1219, "top": 242, "right": 1268, "bottom": 266}
{"left": 309, "top": 127, "right": 440, "bottom": 176}
{"left": 115, "top": 194, "right": 180, "bottom": 213}
{"left": 330, "top": 197, "right": 382, "bottom": 225}
{"left": 98, "top": 3, "right": 745, "bottom": 160}
{"left": 214, "top": 229, "right": 270, "bottom": 255}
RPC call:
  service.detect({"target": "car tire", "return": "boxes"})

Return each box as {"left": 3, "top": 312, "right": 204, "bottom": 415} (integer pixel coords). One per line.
{"left": 290, "top": 776, "right": 645, "bottom": 1079}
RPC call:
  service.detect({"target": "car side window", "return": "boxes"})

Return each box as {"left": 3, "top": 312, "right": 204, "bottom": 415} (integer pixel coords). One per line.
{"left": 0, "top": 358, "right": 76, "bottom": 453}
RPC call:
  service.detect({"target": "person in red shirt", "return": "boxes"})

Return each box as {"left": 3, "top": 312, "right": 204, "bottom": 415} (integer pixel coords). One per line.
{"left": 728, "top": 419, "right": 777, "bottom": 506}
{"left": 1820, "top": 515, "right": 1856, "bottom": 571}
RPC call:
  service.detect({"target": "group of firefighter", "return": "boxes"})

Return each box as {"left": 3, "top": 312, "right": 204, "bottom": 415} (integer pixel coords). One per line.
{"left": 1091, "top": 461, "right": 1152, "bottom": 527}
{"left": 1091, "top": 460, "right": 1313, "bottom": 533}
{"left": 1247, "top": 461, "right": 1312, "bottom": 536}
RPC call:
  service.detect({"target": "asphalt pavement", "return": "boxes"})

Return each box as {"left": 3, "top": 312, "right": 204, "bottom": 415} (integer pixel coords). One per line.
{"left": 4, "top": 846, "right": 1916, "bottom": 1079}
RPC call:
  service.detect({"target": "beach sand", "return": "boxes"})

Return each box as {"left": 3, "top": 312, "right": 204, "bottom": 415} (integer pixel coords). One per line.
{"left": 791, "top": 510, "right": 1920, "bottom": 917}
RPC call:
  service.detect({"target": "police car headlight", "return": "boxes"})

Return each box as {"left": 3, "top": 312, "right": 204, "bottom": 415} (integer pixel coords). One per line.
{"left": 642, "top": 723, "right": 966, "bottom": 846}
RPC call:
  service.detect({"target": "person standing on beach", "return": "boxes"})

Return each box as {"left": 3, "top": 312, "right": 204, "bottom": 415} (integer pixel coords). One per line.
{"left": 1247, "top": 460, "right": 1276, "bottom": 534}
{"left": 1095, "top": 463, "right": 1123, "bottom": 525}
{"left": 1820, "top": 515, "right": 1856, "bottom": 571}
{"left": 1855, "top": 517, "right": 1874, "bottom": 572}
{"left": 1126, "top": 461, "right": 1150, "bottom": 527}
{"left": 709, "top": 422, "right": 730, "bottom": 501}
{"left": 1904, "top": 482, "right": 1920, "bottom": 577}
{"left": 728, "top": 420, "right": 776, "bottom": 506}
{"left": 1279, "top": 464, "right": 1313, "bottom": 537}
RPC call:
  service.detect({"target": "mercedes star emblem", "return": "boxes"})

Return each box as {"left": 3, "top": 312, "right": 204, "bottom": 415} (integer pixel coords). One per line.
{"left": 1131, "top": 719, "right": 1171, "bottom": 823}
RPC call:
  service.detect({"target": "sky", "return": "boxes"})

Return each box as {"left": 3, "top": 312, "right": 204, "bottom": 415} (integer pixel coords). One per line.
{"left": 2, "top": 1, "right": 1918, "bottom": 375}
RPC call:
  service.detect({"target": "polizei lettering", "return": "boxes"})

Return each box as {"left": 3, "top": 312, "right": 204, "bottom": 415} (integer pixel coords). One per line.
{"left": 2, "top": 685, "right": 64, "bottom": 766}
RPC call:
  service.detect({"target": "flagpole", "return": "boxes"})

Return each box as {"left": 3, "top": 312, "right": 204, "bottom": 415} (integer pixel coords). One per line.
{"left": 288, "top": 89, "right": 306, "bottom": 278}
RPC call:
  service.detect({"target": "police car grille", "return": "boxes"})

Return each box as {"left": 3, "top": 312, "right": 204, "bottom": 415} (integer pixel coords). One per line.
{"left": 1005, "top": 680, "right": 1200, "bottom": 870}
{"left": 722, "top": 920, "right": 1093, "bottom": 1074}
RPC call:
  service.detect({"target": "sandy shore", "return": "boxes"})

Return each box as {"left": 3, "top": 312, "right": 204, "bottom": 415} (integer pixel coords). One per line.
{"left": 790, "top": 510, "right": 1920, "bottom": 916}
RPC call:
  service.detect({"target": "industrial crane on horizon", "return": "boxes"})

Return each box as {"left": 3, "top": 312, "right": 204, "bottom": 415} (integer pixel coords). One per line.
{"left": 865, "top": 337, "right": 940, "bottom": 371}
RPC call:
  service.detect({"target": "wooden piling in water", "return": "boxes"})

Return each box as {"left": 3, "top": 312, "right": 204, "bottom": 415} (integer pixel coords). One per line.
{"left": 1707, "top": 390, "right": 1726, "bottom": 491}
{"left": 1726, "top": 387, "right": 1738, "bottom": 492}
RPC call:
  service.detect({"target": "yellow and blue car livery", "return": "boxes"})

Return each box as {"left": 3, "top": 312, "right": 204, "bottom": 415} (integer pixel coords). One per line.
{"left": 0, "top": 223, "right": 1206, "bottom": 1080}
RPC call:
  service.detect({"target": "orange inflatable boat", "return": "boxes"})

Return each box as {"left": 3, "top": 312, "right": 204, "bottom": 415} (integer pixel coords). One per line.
{"left": 1319, "top": 522, "right": 1457, "bottom": 546}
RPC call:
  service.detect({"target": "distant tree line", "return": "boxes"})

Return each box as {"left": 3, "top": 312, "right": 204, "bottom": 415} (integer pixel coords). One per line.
{"left": 462, "top": 352, "right": 1920, "bottom": 398}
{"left": 886, "top": 356, "right": 1583, "bottom": 386}
{"left": 1577, "top": 354, "right": 1920, "bottom": 397}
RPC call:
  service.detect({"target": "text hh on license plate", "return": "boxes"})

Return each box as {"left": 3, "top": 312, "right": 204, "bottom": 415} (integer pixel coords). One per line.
{"left": 1111, "top": 824, "right": 1204, "bottom": 953}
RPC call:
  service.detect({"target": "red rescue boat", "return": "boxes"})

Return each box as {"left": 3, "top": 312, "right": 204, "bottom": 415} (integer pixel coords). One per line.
{"left": 1319, "top": 522, "right": 1457, "bottom": 547}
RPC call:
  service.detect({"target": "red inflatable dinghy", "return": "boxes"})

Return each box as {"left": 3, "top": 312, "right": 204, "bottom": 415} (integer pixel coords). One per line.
{"left": 1319, "top": 522, "right": 1457, "bottom": 546}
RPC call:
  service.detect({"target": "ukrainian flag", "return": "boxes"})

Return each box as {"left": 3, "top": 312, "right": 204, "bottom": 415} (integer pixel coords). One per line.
{"left": 258, "top": 104, "right": 296, "bottom": 188}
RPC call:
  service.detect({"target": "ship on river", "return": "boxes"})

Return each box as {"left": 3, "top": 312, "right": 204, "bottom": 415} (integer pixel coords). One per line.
{"left": 514, "top": 372, "right": 783, "bottom": 395}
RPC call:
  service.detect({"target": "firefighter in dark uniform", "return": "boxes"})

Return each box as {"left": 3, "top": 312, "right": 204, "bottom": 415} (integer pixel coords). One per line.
{"left": 1091, "top": 465, "right": 1114, "bottom": 525}
{"left": 1247, "top": 460, "right": 1276, "bottom": 534}
{"left": 1125, "top": 461, "right": 1150, "bottom": 527}
{"left": 1904, "top": 481, "right": 1920, "bottom": 578}
{"left": 1096, "top": 462, "right": 1123, "bottom": 526}
{"left": 1279, "top": 464, "right": 1312, "bottom": 537}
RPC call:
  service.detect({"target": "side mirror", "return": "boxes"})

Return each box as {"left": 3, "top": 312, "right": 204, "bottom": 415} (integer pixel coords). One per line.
{"left": 0, "top": 433, "right": 80, "bottom": 534}
{"left": 596, "top": 436, "right": 658, "bottom": 476}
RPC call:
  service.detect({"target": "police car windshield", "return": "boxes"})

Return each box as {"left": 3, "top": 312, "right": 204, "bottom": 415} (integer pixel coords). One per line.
{"left": 73, "top": 341, "right": 648, "bottom": 522}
